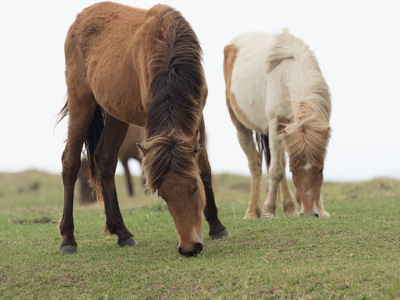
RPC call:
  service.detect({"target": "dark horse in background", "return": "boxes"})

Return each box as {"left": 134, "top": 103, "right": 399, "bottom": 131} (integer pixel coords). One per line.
{"left": 58, "top": 2, "right": 229, "bottom": 257}
{"left": 78, "top": 125, "right": 145, "bottom": 204}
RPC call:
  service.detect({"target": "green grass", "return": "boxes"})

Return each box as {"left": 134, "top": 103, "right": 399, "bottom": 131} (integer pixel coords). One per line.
{"left": 1, "top": 170, "right": 400, "bottom": 299}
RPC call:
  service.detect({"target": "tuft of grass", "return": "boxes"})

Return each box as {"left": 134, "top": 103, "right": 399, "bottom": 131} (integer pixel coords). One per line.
{"left": 0, "top": 171, "right": 399, "bottom": 298}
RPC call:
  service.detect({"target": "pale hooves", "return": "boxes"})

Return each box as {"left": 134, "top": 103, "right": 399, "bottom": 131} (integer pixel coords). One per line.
{"left": 244, "top": 212, "right": 261, "bottom": 219}
{"left": 60, "top": 245, "right": 77, "bottom": 254}
{"left": 210, "top": 229, "right": 231, "bottom": 239}
{"left": 284, "top": 210, "right": 300, "bottom": 217}
{"left": 262, "top": 213, "right": 276, "bottom": 218}
{"left": 119, "top": 237, "right": 138, "bottom": 247}
{"left": 319, "top": 211, "right": 330, "bottom": 217}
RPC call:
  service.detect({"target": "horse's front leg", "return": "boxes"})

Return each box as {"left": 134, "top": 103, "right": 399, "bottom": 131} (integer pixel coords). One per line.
{"left": 198, "top": 117, "right": 230, "bottom": 239}
{"left": 94, "top": 114, "right": 137, "bottom": 247}
{"left": 263, "top": 118, "right": 284, "bottom": 218}
{"left": 280, "top": 155, "right": 299, "bottom": 217}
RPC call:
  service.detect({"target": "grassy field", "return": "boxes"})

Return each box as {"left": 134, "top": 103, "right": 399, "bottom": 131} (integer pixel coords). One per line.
{"left": 0, "top": 170, "right": 399, "bottom": 299}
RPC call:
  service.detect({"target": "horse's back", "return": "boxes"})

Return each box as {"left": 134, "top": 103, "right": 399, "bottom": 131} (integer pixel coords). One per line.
{"left": 224, "top": 32, "right": 275, "bottom": 134}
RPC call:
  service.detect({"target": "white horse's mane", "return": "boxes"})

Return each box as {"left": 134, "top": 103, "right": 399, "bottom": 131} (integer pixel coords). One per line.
{"left": 268, "top": 29, "right": 331, "bottom": 168}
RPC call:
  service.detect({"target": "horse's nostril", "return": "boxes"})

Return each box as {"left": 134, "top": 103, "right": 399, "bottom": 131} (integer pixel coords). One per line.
{"left": 194, "top": 242, "right": 203, "bottom": 254}
{"left": 314, "top": 213, "right": 319, "bottom": 217}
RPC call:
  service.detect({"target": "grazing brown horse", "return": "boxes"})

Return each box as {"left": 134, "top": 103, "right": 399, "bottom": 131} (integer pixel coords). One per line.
{"left": 58, "top": 2, "right": 229, "bottom": 257}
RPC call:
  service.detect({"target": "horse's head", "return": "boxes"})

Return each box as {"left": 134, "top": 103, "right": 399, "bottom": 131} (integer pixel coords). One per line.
{"left": 158, "top": 172, "right": 205, "bottom": 257}
{"left": 290, "top": 159, "right": 329, "bottom": 217}
{"left": 286, "top": 121, "right": 331, "bottom": 217}
{"left": 138, "top": 131, "right": 205, "bottom": 256}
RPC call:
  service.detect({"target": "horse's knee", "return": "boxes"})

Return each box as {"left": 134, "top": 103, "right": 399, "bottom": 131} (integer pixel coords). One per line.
{"left": 269, "top": 167, "right": 284, "bottom": 184}
{"left": 61, "top": 150, "right": 81, "bottom": 184}
{"left": 249, "top": 159, "right": 262, "bottom": 177}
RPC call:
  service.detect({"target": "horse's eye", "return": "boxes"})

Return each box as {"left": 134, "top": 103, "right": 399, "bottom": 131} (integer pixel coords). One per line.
{"left": 192, "top": 180, "right": 199, "bottom": 194}
{"left": 319, "top": 168, "right": 324, "bottom": 174}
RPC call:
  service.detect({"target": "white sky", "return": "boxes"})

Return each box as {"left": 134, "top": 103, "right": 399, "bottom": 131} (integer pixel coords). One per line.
{"left": 1, "top": 0, "right": 399, "bottom": 181}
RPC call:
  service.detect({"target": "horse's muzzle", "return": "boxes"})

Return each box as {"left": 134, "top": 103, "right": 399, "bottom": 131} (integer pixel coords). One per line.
{"left": 178, "top": 242, "right": 203, "bottom": 257}
{"left": 300, "top": 212, "right": 319, "bottom": 217}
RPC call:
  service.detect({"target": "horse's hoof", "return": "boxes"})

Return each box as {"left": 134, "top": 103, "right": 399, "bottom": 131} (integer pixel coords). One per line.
{"left": 244, "top": 213, "right": 260, "bottom": 219}
{"left": 262, "top": 213, "right": 276, "bottom": 218}
{"left": 60, "top": 245, "right": 77, "bottom": 254}
{"left": 119, "top": 237, "right": 138, "bottom": 247}
{"left": 319, "top": 211, "right": 331, "bottom": 217}
{"left": 210, "top": 229, "right": 231, "bottom": 239}
{"left": 284, "top": 210, "right": 300, "bottom": 217}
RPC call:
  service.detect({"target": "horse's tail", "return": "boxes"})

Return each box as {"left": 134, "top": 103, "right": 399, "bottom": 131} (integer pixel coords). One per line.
{"left": 255, "top": 132, "right": 281, "bottom": 205}
{"left": 85, "top": 105, "right": 105, "bottom": 202}
{"left": 267, "top": 28, "right": 305, "bottom": 74}
{"left": 255, "top": 133, "right": 271, "bottom": 168}
{"left": 56, "top": 100, "right": 104, "bottom": 202}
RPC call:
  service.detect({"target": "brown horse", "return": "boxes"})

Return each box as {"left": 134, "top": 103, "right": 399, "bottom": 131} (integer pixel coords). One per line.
{"left": 58, "top": 2, "right": 229, "bottom": 257}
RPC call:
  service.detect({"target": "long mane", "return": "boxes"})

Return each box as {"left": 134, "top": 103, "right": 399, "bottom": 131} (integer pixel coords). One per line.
{"left": 268, "top": 29, "right": 331, "bottom": 169}
{"left": 141, "top": 5, "right": 206, "bottom": 193}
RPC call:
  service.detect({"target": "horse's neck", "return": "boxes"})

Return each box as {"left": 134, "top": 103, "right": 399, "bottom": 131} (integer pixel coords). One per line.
{"left": 281, "top": 64, "right": 330, "bottom": 124}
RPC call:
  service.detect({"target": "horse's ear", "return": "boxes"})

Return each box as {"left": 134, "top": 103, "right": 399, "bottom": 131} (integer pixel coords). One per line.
{"left": 137, "top": 143, "right": 148, "bottom": 158}
{"left": 190, "top": 130, "right": 201, "bottom": 153}
{"left": 320, "top": 127, "right": 331, "bottom": 138}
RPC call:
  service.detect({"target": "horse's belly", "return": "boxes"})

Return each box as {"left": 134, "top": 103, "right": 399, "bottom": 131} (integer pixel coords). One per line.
{"left": 87, "top": 59, "right": 147, "bottom": 126}
{"left": 91, "top": 81, "right": 146, "bottom": 126}
{"left": 229, "top": 88, "right": 268, "bottom": 134}
{"left": 100, "top": 95, "right": 146, "bottom": 126}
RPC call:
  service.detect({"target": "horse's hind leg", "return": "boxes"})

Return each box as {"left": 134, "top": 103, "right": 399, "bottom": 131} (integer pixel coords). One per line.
{"left": 121, "top": 159, "right": 134, "bottom": 196}
{"left": 60, "top": 95, "right": 97, "bottom": 254}
{"left": 198, "top": 117, "right": 230, "bottom": 239}
{"left": 94, "top": 114, "right": 137, "bottom": 246}
{"left": 237, "top": 128, "right": 263, "bottom": 219}
{"left": 226, "top": 100, "right": 262, "bottom": 218}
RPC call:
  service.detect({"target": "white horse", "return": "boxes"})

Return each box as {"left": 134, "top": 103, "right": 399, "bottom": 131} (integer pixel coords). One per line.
{"left": 224, "top": 29, "right": 331, "bottom": 218}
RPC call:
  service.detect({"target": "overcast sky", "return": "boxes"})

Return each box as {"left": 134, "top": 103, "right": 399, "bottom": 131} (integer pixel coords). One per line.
{"left": 1, "top": 0, "right": 399, "bottom": 181}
